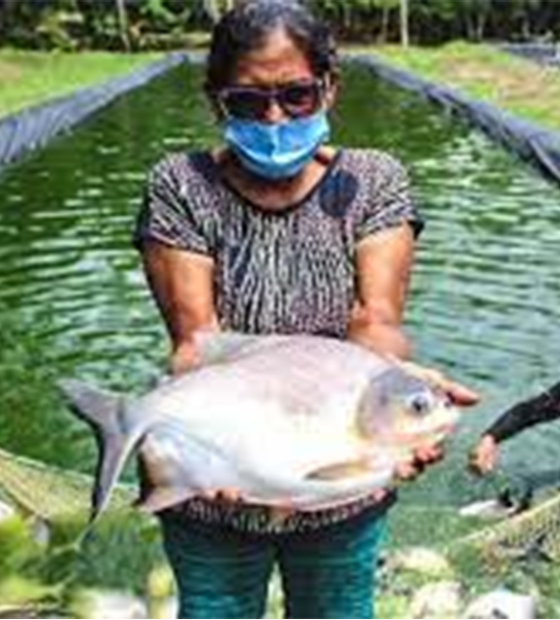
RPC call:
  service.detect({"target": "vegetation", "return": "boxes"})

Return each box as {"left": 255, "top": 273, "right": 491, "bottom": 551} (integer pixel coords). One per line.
{"left": 0, "top": 49, "right": 162, "bottom": 118}
{"left": 1, "top": 0, "right": 560, "bottom": 51}
{"left": 373, "top": 41, "right": 560, "bottom": 131}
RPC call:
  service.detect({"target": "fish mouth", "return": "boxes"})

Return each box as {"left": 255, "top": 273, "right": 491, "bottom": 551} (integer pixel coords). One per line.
{"left": 433, "top": 422, "right": 457, "bottom": 436}
{"left": 420, "top": 421, "right": 458, "bottom": 444}
{"left": 389, "top": 420, "right": 458, "bottom": 448}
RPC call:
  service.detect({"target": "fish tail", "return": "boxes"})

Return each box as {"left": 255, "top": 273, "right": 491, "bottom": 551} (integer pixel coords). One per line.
{"left": 58, "top": 379, "right": 140, "bottom": 525}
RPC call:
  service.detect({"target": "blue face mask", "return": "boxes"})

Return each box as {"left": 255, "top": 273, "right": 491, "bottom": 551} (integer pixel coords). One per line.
{"left": 223, "top": 111, "right": 330, "bottom": 180}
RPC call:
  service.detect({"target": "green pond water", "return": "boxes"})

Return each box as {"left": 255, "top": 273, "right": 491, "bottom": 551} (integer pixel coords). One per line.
{"left": 1, "top": 61, "right": 560, "bottom": 507}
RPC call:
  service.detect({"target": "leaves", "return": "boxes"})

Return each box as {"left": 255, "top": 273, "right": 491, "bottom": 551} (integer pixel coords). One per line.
{"left": 2, "top": 0, "right": 560, "bottom": 48}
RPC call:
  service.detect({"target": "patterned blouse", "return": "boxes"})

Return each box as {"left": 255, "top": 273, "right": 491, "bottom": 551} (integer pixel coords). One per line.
{"left": 135, "top": 147, "right": 423, "bottom": 533}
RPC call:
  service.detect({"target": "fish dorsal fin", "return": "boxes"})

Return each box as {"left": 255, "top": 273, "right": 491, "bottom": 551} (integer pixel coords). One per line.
{"left": 193, "top": 330, "right": 285, "bottom": 367}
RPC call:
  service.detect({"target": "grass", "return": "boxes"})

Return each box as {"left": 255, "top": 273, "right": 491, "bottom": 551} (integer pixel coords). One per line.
{"left": 0, "top": 49, "right": 164, "bottom": 120}
{"left": 358, "top": 41, "right": 560, "bottom": 132}
{"left": 3, "top": 43, "right": 560, "bottom": 133}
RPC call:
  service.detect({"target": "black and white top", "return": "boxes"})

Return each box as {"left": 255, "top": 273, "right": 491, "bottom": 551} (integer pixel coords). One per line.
{"left": 135, "top": 148, "right": 423, "bottom": 533}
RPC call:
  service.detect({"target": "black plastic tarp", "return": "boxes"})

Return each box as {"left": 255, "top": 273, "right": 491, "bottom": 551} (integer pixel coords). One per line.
{"left": 347, "top": 53, "right": 560, "bottom": 186}
{"left": 2, "top": 50, "right": 560, "bottom": 188}
{"left": 0, "top": 52, "right": 190, "bottom": 175}
{"left": 501, "top": 42, "right": 560, "bottom": 66}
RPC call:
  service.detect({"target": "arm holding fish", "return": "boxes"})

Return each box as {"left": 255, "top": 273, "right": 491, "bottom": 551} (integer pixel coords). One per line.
{"left": 347, "top": 227, "right": 445, "bottom": 479}
{"left": 141, "top": 243, "right": 246, "bottom": 504}
{"left": 135, "top": 158, "right": 221, "bottom": 376}
{"left": 347, "top": 156, "right": 479, "bottom": 410}
{"left": 347, "top": 155, "right": 417, "bottom": 362}
{"left": 346, "top": 165, "right": 479, "bottom": 480}
{"left": 347, "top": 224, "right": 414, "bottom": 360}
{"left": 140, "top": 242, "right": 219, "bottom": 376}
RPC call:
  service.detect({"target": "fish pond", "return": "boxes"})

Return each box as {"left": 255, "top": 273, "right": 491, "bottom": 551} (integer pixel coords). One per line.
{"left": 1, "top": 59, "right": 560, "bottom": 616}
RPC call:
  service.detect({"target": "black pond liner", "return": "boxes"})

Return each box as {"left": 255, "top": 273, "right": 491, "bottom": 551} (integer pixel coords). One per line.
{"left": 345, "top": 53, "right": 560, "bottom": 187}
{"left": 2, "top": 50, "right": 560, "bottom": 188}
{"left": 500, "top": 42, "right": 560, "bottom": 67}
{"left": 0, "top": 51, "right": 203, "bottom": 176}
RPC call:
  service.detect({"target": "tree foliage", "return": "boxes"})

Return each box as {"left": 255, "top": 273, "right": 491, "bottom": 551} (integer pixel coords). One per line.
{"left": 0, "top": 0, "right": 559, "bottom": 50}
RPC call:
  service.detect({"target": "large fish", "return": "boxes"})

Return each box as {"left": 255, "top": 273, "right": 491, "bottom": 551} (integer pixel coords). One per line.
{"left": 59, "top": 332, "right": 459, "bottom": 525}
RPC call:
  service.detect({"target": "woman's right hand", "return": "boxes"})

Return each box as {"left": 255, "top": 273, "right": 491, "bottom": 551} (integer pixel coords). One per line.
{"left": 469, "top": 434, "right": 499, "bottom": 475}
{"left": 170, "top": 341, "right": 200, "bottom": 376}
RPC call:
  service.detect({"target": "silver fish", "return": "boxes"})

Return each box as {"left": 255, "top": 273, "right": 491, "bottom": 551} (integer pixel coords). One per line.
{"left": 59, "top": 332, "right": 459, "bottom": 525}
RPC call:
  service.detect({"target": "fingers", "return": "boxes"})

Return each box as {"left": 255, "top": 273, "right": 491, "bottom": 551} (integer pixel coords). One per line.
{"left": 439, "top": 378, "right": 480, "bottom": 407}
{"left": 468, "top": 435, "right": 498, "bottom": 476}
{"left": 200, "top": 487, "right": 243, "bottom": 503}
{"left": 394, "top": 441, "right": 446, "bottom": 483}
{"left": 170, "top": 342, "right": 200, "bottom": 376}
{"left": 394, "top": 359, "right": 481, "bottom": 407}
{"left": 468, "top": 456, "right": 492, "bottom": 476}
{"left": 414, "top": 442, "right": 444, "bottom": 464}
{"left": 395, "top": 460, "right": 420, "bottom": 480}
{"left": 370, "top": 488, "right": 389, "bottom": 502}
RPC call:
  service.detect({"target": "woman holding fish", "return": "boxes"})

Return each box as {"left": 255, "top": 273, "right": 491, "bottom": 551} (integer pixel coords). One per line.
{"left": 134, "top": 1, "right": 478, "bottom": 617}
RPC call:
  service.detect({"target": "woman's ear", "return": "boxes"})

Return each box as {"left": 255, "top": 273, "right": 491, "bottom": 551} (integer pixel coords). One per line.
{"left": 322, "top": 73, "right": 338, "bottom": 111}
{"left": 211, "top": 99, "right": 226, "bottom": 121}
{"left": 204, "top": 83, "right": 226, "bottom": 121}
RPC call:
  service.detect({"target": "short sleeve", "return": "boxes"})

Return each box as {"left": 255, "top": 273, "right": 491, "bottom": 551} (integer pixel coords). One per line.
{"left": 354, "top": 152, "right": 424, "bottom": 242}
{"left": 134, "top": 154, "right": 213, "bottom": 255}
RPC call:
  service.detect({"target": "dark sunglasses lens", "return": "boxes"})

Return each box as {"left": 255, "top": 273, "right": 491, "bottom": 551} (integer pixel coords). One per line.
{"left": 220, "top": 81, "right": 323, "bottom": 120}
{"left": 280, "top": 83, "right": 322, "bottom": 117}
{"left": 222, "top": 90, "right": 270, "bottom": 119}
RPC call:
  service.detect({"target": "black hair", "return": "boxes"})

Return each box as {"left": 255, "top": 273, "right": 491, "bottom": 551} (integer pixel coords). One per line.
{"left": 205, "top": 0, "right": 338, "bottom": 93}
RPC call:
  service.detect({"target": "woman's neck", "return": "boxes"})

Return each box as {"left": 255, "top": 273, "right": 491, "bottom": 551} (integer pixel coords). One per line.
{"left": 215, "top": 146, "right": 336, "bottom": 212}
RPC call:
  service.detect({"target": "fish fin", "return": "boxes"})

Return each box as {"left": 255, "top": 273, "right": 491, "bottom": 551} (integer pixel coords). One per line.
{"left": 58, "top": 379, "right": 138, "bottom": 525}
{"left": 354, "top": 372, "right": 392, "bottom": 440}
{"left": 305, "top": 457, "right": 372, "bottom": 481}
{"left": 193, "top": 330, "right": 286, "bottom": 366}
{"left": 135, "top": 487, "right": 196, "bottom": 514}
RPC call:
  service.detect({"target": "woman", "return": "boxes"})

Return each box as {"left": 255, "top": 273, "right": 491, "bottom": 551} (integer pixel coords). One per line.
{"left": 135, "top": 2, "right": 477, "bottom": 617}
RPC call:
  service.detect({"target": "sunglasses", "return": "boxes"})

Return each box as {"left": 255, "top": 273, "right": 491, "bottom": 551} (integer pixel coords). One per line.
{"left": 217, "top": 79, "right": 325, "bottom": 121}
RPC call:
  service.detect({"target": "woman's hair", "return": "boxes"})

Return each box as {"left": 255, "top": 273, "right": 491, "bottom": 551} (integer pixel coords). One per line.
{"left": 205, "top": 0, "right": 338, "bottom": 93}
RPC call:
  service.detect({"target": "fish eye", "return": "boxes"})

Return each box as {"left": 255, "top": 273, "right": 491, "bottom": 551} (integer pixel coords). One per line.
{"left": 407, "top": 392, "right": 433, "bottom": 416}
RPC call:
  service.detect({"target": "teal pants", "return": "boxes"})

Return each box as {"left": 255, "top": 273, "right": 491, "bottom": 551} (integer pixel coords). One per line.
{"left": 160, "top": 508, "right": 386, "bottom": 619}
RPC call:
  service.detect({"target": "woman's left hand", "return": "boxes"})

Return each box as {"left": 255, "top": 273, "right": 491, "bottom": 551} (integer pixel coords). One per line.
{"left": 395, "top": 442, "right": 444, "bottom": 481}
{"left": 392, "top": 359, "right": 481, "bottom": 407}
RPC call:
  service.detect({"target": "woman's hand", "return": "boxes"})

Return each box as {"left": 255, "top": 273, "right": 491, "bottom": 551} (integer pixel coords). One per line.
{"left": 170, "top": 341, "right": 200, "bottom": 376}
{"left": 391, "top": 359, "right": 480, "bottom": 407}
{"left": 395, "top": 442, "right": 445, "bottom": 481}
{"left": 200, "top": 488, "right": 244, "bottom": 503}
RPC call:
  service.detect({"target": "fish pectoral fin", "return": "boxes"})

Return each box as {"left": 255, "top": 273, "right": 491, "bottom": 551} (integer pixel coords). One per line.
{"left": 305, "top": 457, "right": 372, "bottom": 481}
{"left": 135, "top": 487, "right": 196, "bottom": 514}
